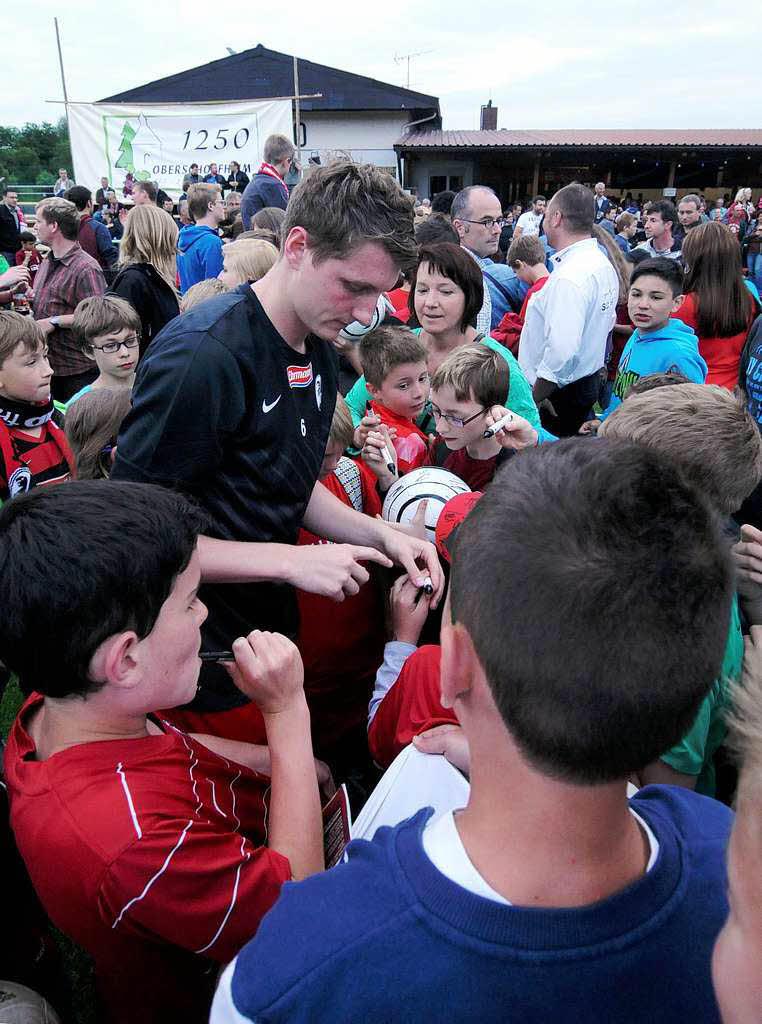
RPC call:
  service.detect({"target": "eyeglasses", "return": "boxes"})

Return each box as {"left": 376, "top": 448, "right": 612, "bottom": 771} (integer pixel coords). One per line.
{"left": 90, "top": 336, "right": 140, "bottom": 354}
{"left": 459, "top": 217, "right": 506, "bottom": 230}
{"left": 431, "top": 405, "right": 487, "bottom": 429}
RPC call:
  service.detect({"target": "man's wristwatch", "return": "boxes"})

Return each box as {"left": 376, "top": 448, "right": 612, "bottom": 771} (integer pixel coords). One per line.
{"left": 49, "top": 316, "right": 61, "bottom": 327}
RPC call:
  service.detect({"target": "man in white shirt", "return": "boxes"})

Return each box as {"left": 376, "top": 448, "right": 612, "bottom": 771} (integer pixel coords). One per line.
{"left": 513, "top": 195, "right": 546, "bottom": 238}
{"left": 518, "top": 183, "right": 617, "bottom": 435}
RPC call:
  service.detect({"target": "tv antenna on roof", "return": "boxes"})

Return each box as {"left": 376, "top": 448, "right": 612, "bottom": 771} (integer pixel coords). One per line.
{"left": 394, "top": 49, "right": 433, "bottom": 89}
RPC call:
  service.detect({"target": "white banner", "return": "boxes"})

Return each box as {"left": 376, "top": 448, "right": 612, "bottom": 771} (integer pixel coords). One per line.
{"left": 67, "top": 99, "right": 293, "bottom": 197}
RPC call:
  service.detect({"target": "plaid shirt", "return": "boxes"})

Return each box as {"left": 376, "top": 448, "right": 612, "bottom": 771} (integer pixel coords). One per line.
{"left": 33, "top": 243, "right": 105, "bottom": 376}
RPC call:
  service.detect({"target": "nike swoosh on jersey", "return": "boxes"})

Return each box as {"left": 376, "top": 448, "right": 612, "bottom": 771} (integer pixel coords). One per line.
{"left": 262, "top": 395, "right": 282, "bottom": 413}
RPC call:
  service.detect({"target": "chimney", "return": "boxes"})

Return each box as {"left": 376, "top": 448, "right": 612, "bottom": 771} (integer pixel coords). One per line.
{"left": 480, "top": 100, "right": 497, "bottom": 131}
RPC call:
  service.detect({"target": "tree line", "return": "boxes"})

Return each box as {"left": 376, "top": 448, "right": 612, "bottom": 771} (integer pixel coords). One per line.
{"left": 0, "top": 119, "right": 72, "bottom": 187}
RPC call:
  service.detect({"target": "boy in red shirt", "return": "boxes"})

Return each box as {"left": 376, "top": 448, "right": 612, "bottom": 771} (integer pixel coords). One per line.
{"left": 492, "top": 235, "right": 549, "bottom": 355}
{"left": 355, "top": 325, "right": 430, "bottom": 478}
{"left": 2, "top": 481, "right": 324, "bottom": 1024}
{"left": 0, "top": 312, "right": 75, "bottom": 503}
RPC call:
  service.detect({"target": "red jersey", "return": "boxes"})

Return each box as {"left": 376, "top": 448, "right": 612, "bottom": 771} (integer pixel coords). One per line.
{"left": 368, "top": 644, "right": 456, "bottom": 768}
{"left": 425, "top": 437, "right": 508, "bottom": 491}
{"left": 371, "top": 399, "right": 429, "bottom": 474}
{"left": 674, "top": 291, "right": 754, "bottom": 389}
{"left": 5, "top": 696, "right": 291, "bottom": 1024}
{"left": 0, "top": 419, "right": 75, "bottom": 503}
{"left": 297, "top": 462, "right": 385, "bottom": 750}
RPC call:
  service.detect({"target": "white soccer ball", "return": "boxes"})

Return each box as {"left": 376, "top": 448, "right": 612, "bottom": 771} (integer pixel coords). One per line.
{"left": 382, "top": 467, "right": 471, "bottom": 542}
{"left": 338, "top": 294, "right": 395, "bottom": 342}
{"left": 0, "top": 981, "right": 62, "bottom": 1024}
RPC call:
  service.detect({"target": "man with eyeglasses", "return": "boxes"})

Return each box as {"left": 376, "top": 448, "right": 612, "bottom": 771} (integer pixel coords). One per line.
{"left": 177, "top": 184, "right": 226, "bottom": 293}
{"left": 451, "top": 186, "right": 527, "bottom": 333}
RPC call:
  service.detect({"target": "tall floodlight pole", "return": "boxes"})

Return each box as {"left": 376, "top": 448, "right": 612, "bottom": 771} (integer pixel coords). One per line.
{"left": 54, "top": 18, "right": 71, "bottom": 133}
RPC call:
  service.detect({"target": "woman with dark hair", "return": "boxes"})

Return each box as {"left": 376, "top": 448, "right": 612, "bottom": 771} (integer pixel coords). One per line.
{"left": 251, "top": 206, "right": 286, "bottom": 248}
{"left": 344, "top": 242, "right": 539, "bottom": 431}
{"left": 675, "top": 221, "right": 759, "bottom": 388}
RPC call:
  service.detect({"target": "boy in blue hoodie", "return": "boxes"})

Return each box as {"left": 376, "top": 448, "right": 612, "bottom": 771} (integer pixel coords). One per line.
{"left": 176, "top": 184, "right": 225, "bottom": 294}
{"left": 581, "top": 257, "right": 706, "bottom": 433}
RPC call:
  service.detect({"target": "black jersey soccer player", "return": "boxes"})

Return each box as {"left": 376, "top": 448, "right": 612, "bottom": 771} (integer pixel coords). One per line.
{"left": 113, "top": 162, "right": 443, "bottom": 717}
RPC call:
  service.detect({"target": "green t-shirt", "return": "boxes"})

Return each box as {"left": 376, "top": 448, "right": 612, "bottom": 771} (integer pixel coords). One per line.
{"left": 344, "top": 331, "right": 541, "bottom": 434}
{"left": 660, "top": 595, "right": 742, "bottom": 797}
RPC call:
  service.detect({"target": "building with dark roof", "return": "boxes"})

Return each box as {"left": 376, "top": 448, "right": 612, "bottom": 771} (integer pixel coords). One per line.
{"left": 102, "top": 45, "right": 440, "bottom": 179}
{"left": 396, "top": 127, "right": 762, "bottom": 205}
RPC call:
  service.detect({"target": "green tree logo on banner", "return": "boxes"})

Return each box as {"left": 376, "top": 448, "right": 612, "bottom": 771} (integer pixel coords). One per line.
{"left": 114, "top": 120, "right": 151, "bottom": 180}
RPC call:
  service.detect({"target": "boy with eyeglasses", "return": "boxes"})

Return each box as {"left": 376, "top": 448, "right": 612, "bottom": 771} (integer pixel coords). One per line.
{"left": 66, "top": 296, "right": 140, "bottom": 409}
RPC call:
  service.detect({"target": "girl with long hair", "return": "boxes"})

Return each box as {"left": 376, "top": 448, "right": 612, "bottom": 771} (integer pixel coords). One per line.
{"left": 676, "top": 221, "right": 758, "bottom": 387}
{"left": 108, "top": 204, "right": 180, "bottom": 357}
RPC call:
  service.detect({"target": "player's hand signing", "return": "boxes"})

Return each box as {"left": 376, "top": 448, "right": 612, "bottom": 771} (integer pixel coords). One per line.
{"left": 390, "top": 573, "right": 432, "bottom": 645}
{"left": 377, "top": 524, "right": 444, "bottom": 609}
{"left": 225, "top": 630, "right": 305, "bottom": 714}
{"left": 287, "top": 542, "right": 393, "bottom": 602}
{"left": 484, "top": 405, "right": 538, "bottom": 450}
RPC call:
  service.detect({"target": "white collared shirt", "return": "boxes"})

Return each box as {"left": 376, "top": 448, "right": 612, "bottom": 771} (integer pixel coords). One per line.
{"left": 518, "top": 238, "right": 618, "bottom": 387}
{"left": 461, "top": 246, "right": 492, "bottom": 336}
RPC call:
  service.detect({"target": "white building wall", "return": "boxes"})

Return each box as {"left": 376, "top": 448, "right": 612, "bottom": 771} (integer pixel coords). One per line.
{"left": 404, "top": 156, "right": 475, "bottom": 198}
{"left": 300, "top": 110, "right": 416, "bottom": 175}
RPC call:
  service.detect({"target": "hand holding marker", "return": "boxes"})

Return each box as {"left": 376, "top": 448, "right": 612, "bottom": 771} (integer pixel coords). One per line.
{"left": 366, "top": 402, "right": 397, "bottom": 476}
{"left": 483, "top": 412, "right": 513, "bottom": 439}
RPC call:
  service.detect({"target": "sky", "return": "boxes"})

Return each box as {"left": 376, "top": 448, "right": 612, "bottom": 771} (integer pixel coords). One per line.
{"left": 10, "top": 0, "right": 754, "bottom": 132}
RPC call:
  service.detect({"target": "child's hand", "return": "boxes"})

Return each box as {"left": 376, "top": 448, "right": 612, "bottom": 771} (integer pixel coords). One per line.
{"left": 353, "top": 408, "right": 381, "bottom": 449}
{"left": 361, "top": 424, "right": 398, "bottom": 487}
{"left": 390, "top": 573, "right": 432, "bottom": 646}
{"left": 225, "top": 630, "right": 305, "bottom": 715}
{"left": 579, "top": 418, "right": 601, "bottom": 435}
{"left": 413, "top": 724, "right": 470, "bottom": 776}
{"left": 733, "top": 524, "right": 762, "bottom": 601}
{"left": 484, "top": 405, "right": 538, "bottom": 450}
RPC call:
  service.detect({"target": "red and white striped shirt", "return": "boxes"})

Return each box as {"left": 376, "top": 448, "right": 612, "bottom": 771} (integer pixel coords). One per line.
{"left": 5, "top": 695, "right": 291, "bottom": 1024}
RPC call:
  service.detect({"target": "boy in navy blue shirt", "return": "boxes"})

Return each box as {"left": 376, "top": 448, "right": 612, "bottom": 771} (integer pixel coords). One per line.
{"left": 213, "top": 438, "right": 734, "bottom": 1024}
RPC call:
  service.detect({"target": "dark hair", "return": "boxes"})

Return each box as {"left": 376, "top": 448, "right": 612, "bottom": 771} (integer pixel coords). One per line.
{"left": 282, "top": 160, "right": 416, "bottom": 270}
{"left": 626, "top": 371, "right": 692, "bottom": 396}
{"left": 682, "top": 221, "right": 755, "bottom": 337}
{"left": 506, "top": 234, "right": 545, "bottom": 268}
{"left": 623, "top": 248, "right": 651, "bottom": 268}
{"left": 414, "top": 212, "right": 459, "bottom": 246}
{"left": 0, "top": 482, "right": 207, "bottom": 699}
{"left": 550, "top": 183, "right": 594, "bottom": 233}
{"left": 532, "top": 195, "right": 546, "bottom": 205}
{"left": 630, "top": 256, "right": 684, "bottom": 297}
{"left": 449, "top": 438, "right": 732, "bottom": 783}
{"left": 409, "top": 242, "right": 484, "bottom": 332}
{"left": 431, "top": 191, "right": 455, "bottom": 215}
{"left": 134, "top": 180, "right": 158, "bottom": 203}
{"left": 19, "top": 231, "right": 36, "bottom": 243}
{"left": 65, "top": 185, "right": 92, "bottom": 211}
{"left": 645, "top": 200, "right": 678, "bottom": 229}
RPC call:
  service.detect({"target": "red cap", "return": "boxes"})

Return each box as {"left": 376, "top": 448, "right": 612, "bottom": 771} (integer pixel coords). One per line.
{"left": 435, "top": 491, "right": 483, "bottom": 564}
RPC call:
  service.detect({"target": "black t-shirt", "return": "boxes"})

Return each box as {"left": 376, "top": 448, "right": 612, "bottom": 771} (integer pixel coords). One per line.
{"left": 112, "top": 283, "right": 338, "bottom": 709}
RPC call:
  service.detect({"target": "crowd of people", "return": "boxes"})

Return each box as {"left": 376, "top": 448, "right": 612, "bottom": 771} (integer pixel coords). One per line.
{"left": 0, "top": 139, "right": 761, "bottom": 1024}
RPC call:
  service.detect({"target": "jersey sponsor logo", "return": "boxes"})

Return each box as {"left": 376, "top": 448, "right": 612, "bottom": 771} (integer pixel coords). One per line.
{"left": 315, "top": 374, "right": 322, "bottom": 410}
{"left": 262, "top": 395, "right": 282, "bottom": 413}
{"left": 8, "top": 465, "right": 32, "bottom": 497}
{"left": 287, "top": 363, "right": 313, "bottom": 389}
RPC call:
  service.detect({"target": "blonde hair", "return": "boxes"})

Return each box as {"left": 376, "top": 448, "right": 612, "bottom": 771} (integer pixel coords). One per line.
{"left": 119, "top": 205, "right": 178, "bottom": 297}
{"left": 64, "top": 387, "right": 132, "bottom": 480}
{"left": 221, "top": 239, "right": 278, "bottom": 285}
{"left": 599, "top": 383, "right": 762, "bottom": 514}
{"left": 73, "top": 295, "right": 140, "bottom": 348}
{"left": 328, "top": 394, "right": 355, "bottom": 450}
{"left": 431, "top": 344, "right": 509, "bottom": 410}
{"left": 180, "top": 278, "right": 228, "bottom": 312}
{"left": 0, "top": 312, "right": 45, "bottom": 365}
